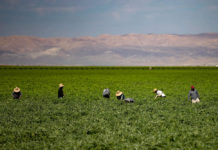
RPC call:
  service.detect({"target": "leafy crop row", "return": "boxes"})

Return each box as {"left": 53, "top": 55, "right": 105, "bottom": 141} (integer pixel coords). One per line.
{"left": 0, "top": 68, "right": 217, "bottom": 149}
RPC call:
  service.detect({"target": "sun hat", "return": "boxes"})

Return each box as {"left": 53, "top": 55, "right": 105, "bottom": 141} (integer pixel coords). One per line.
{"left": 153, "top": 88, "right": 157, "bottom": 93}
{"left": 116, "top": 90, "right": 123, "bottom": 96}
{"left": 59, "top": 83, "right": 64, "bottom": 88}
{"left": 191, "top": 85, "right": 194, "bottom": 89}
{"left": 14, "top": 87, "right": 20, "bottom": 92}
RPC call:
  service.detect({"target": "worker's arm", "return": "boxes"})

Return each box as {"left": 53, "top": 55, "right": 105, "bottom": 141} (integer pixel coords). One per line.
{"left": 155, "top": 95, "right": 158, "bottom": 99}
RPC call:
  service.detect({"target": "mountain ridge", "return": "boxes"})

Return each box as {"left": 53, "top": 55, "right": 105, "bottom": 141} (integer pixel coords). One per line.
{"left": 0, "top": 33, "right": 218, "bottom": 66}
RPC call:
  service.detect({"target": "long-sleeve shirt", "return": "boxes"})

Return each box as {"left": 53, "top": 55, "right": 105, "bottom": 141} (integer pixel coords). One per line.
{"left": 12, "top": 92, "right": 22, "bottom": 99}
{"left": 156, "top": 90, "right": 166, "bottom": 97}
{"left": 188, "top": 89, "right": 199, "bottom": 100}
{"left": 103, "top": 89, "right": 110, "bottom": 98}
{"left": 58, "top": 88, "right": 64, "bottom": 98}
{"left": 117, "top": 94, "right": 125, "bottom": 100}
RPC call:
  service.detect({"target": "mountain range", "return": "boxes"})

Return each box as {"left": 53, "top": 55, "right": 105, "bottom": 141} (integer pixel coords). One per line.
{"left": 0, "top": 33, "right": 218, "bottom": 66}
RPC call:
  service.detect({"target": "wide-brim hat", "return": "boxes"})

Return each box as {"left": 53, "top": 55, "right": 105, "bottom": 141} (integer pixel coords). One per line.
{"left": 116, "top": 90, "right": 123, "bottom": 96}
{"left": 153, "top": 88, "right": 157, "bottom": 93}
{"left": 59, "top": 83, "right": 64, "bottom": 88}
{"left": 14, "top": 87, "right": 20, "bottom": 92}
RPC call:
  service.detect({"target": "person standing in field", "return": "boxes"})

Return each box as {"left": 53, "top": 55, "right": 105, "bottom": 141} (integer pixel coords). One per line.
{"left": 12, "top": 87, "right": 22, "bottom": 99}
{"left": 188, "top": 85, "right": 200, "bottom": 103}
{"left": 103, "top": 88, "right": 110, "bottom": 98}
{"left": 153, "top": 88, "right": 166, "bottom": 99}
{"left": 58, "top": 83, "right": 64, "bottom": 98}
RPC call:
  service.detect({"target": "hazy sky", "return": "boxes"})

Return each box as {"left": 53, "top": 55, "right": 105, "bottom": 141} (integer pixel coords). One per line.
{"left": 0, "top": 0, "right": 218, "bottom": 37}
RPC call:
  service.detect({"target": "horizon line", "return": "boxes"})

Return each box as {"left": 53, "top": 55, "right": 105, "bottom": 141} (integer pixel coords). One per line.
{"left": 1, "top": 32, "right": 218, "bottom": 38}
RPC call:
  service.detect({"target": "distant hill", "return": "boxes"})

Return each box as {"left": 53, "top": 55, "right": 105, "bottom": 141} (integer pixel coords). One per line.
{"left": 0, "top": 33, "right": 218, "bottom": 66}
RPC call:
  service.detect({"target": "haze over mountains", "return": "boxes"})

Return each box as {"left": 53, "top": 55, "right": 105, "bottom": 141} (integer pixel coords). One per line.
{"left": 0, "top": 33, "right": 218, "bottom": 66}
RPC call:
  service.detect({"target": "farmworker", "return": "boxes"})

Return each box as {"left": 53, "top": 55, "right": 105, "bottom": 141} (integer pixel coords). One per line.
{"left": 103, "top": 88, "right": 110, "bottom": 98}
{"left": 116, "top": 90, "right": 125, "bottom": 100}
{"left": 188, "top": 85, "right": 200, "bottom": 103}
{"left": 12, "top": 87, "right": 22, "bottom": 99}
{"left": 153, "top": 88, "right": 166, "bottom": 99}
{"left": 116, "top": 90, "right": 134, "bottom": 103}
{"left": 58, "top": 83, "right": 64, "bottom": 98}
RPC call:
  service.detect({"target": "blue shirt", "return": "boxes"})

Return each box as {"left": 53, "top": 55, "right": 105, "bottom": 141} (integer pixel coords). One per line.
{"left": 188, "top": 89, "right": 199, "bottom": 100}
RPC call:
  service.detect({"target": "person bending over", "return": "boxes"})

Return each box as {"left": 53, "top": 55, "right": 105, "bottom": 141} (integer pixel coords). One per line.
{"left": 116, "top": 90, "right": 134, "bottom": 103}
{"left": 58, "top": 83, "right": 64, "bottom": 98}
{"left": 153, "top": 88, "right": 166, "bottom": 99}
{"left": 116, "top": 90, "right": 125, "bottom": 100}
{"left": 188, "top": 85, "right": 200, "bottom": 103}
{"left": 12, "top": 87, "right": 22, "bottom": 99}
{"left": 103, "top": 88, "right": 110, "bottom": 98}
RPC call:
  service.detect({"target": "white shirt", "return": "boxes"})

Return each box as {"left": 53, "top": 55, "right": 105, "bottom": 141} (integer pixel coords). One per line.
{"left": 157, "top": 90, "right": 166, "bottom": 97}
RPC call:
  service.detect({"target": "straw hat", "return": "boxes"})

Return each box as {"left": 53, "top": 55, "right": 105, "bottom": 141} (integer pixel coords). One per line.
{"left": 14, "top": 87, "right": 20, "bottom": 92}
{"left": 153, "top": 88, "right": 157, "bottom": 93}
{"left": 59, "top": 83, "right": 64, "bottom": 88}
{"left": 116, "top": 90, "right": 123, "bottom": 96}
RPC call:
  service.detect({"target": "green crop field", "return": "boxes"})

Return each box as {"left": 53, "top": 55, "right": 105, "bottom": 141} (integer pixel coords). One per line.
{"left": 0, "top": 67, "right": 217, "bottom": 149}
